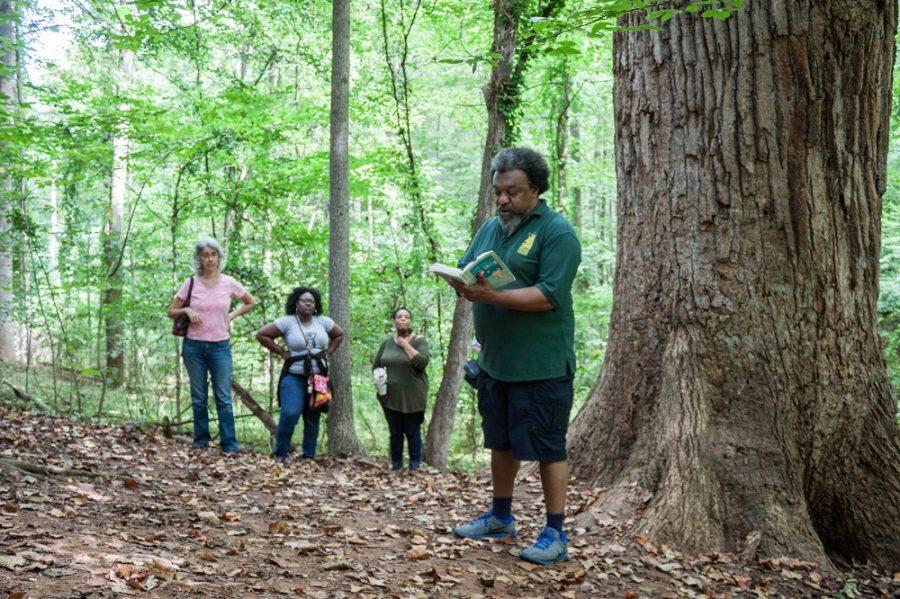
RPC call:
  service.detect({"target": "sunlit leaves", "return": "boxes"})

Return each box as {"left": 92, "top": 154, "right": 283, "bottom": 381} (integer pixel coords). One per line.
{"left": 514, "top": 0, "right": 745, "bottom": 60}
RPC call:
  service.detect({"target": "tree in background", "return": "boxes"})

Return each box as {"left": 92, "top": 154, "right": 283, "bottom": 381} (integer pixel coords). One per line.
{"left": 102, "top": 2, "right": 133, "bottom": 389}
{"left": 327, "top": 0, "right": 365, "bottom": 456}
{"left": 425, "top": 0, "right": 564, "bottom": 469}
{"left": 0, "top": 0, "right": 17, "bottom": 361}
{"left": 569, "top": 2, "right": 900, "bottom": 569}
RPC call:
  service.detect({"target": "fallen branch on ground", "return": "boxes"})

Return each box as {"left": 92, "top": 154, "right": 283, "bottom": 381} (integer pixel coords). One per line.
{"left": 231, "top": 380, "right": 278, "bottom": 435}
{"left": 2, "top": 382, "right": 53, "bottom": 414}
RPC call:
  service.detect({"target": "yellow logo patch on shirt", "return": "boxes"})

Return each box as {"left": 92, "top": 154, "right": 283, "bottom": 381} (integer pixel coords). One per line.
{"left": 517, "top": 233, "right": 537, "bottom": 256}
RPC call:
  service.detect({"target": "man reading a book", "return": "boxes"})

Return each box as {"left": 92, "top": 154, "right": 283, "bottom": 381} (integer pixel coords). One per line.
{"left": 446, "top": 147, "right": 581, "bottom": 565}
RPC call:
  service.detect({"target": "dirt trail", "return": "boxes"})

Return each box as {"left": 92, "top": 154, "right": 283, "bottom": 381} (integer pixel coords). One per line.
{"left": 0, "top": 407, "right": 894, "bottom": 598}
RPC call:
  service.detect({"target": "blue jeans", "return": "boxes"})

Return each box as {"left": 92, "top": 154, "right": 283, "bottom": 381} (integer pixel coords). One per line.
{"left": 274, "top": 373, "right": 321, "bottom": 458}
{"left": 382, "top": 406, "right": 423, "bottom": 468}
{"left": 182, "top": 338, "right": 239, "bottom": 452}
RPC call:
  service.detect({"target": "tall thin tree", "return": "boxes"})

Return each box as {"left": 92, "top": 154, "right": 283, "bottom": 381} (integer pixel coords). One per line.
{"left": 0, "top": 0, "right": 17, "bottom": 361}
{"left": 327, "top": 0, "right": 365, "bottom": 455}
{"left": 102, "top": 31, "right": 133, "bottom": 389}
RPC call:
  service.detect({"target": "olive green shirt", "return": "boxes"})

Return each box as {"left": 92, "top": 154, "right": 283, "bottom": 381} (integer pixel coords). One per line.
{"left": 372, "top": 336, "right": 430, "bottom": 413}
{"left": 459, "top": 200, "right": 581, "bottom": 382}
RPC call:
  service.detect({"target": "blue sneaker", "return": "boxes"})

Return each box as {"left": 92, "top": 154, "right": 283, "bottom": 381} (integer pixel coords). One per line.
{"left": 453, "top": 512, "right": 516, "bottom": 540}
{"left": 520, "top": 527, "right": 568, "bottom": 565}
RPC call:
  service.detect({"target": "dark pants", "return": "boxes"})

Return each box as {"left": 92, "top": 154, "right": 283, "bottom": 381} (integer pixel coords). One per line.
{"left": 382, "top": 406, "right": 424, "bottom": 468}
{"left": 274, "top": 373, "right": 322, "bottom": 458}
{"left": 477, "top": 368, "right": 574, "bottom": 462}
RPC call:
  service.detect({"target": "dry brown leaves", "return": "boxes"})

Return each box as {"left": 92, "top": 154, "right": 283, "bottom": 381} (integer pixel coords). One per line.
{"left": 1, "top": 406, "right": 897, "bottom": 598}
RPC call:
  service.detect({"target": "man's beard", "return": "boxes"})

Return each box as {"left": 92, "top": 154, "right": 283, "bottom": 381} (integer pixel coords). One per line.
{"left": 499, "top": 212, "right": 523, "bottom": 235}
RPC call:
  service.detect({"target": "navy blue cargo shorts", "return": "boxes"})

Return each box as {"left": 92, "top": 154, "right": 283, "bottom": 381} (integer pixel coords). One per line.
{"left": 476, "top": 368, "right": 574, "bottom": 462}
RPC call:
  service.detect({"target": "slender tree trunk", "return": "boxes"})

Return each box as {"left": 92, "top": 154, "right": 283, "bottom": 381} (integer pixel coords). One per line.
{"left": 327, "top": 0, "right": 365, "bottom": 456}
{"left": 171, "top": 165, "right": 185, "bottom": 425}
{"left": 424, "top": 0, "right": 524, "bottom": 468}
{"left": 569, "top": 115, "right": 581, "bottom": 233}
{"left": 568, "top": 2, "right": 900, "bottom": 570}
{"left": 17, "top": 183, "right": 29, "bottom": 366}
{"left": 103, "top": 45, "right": 133, "bottom": 389}
{"left": 554, "top": 64, "right": 570, "bottom": 217}
{"left": 49, "top": 176, "right": 61, "bottom": 287}
{"left": 0, "top": 0, "right": 17, "bottom": 361}
{"left": 13, "top": 14, "right": 27, "bottom": 365}
{"left": 379, "top": 0, "right": 439, "bottom": 264}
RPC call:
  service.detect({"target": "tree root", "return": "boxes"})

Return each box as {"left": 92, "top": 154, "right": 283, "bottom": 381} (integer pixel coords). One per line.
{"left": 0, "top": 458, "right": 103, "bottom": 479}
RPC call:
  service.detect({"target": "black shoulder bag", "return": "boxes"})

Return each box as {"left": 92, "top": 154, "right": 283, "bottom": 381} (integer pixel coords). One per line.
{"left": 172, "top": 277, "right": 194, "bottom": 337}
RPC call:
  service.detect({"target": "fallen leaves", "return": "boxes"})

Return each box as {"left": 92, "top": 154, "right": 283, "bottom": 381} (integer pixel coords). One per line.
{"left": 197, "top": 510, "right": 219, "bottom": 522}
{"left": 406, "top": 545, "right": 430, "bottom": 560}
{"left": 0, "top": 555, "right": 26, "bottom": 570}
{"left": 0, "top": 405, "right": 894, "bottom": 598}
{"left": 107, "top": 562, "right": 164, "bottom": 592}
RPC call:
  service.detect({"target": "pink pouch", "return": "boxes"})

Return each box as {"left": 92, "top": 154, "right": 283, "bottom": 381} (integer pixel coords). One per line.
{"left": 307, "top": 373, "right": 332, "bottom": 411}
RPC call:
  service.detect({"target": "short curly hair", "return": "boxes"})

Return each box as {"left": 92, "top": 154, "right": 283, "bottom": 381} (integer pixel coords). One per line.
{"left": 490, "top": 147, "right": 550, "bottom": 195}
{"left": 284, "top": 286, "right": 324, "bottom": 316}
{"left": 192, "top": 236, "right": 226, "bottom": 274}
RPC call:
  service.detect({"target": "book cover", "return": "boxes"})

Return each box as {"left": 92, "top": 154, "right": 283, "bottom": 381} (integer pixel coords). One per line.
{"left": 429, "top": 251, "right": 515, "bottom": 290}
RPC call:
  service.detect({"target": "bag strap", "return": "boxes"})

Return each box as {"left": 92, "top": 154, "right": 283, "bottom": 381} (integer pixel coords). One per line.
{"left": 276, "top": 355, "right": 307, "bottom": 406}
{"left": 302, "top": 352, "right": 329, "bottom": 377}
{"left": 184, "top": 277, "right": 194, "bottom": 308}
{"left": 295, "top": 315, "right": 329, "bottom": 376}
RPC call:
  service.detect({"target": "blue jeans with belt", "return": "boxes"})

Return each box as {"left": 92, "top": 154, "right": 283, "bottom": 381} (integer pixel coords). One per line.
{"left": 182, "top": 338, "right": 240, "bottom": 452}
{"left": 274, "top": 373, "right": 321, "bottom": 458}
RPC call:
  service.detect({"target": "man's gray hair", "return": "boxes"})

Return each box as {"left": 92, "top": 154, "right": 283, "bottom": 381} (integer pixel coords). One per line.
{"left": 490, "top": 147, "right": 550, "bottom": 194}
{"left": 192, "top": 236, "right": 226, "bottom": 273}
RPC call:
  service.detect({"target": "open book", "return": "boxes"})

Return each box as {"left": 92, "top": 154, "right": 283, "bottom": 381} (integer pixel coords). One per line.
{"left": 429, "top": 250, "right": 516, "bottom": 290}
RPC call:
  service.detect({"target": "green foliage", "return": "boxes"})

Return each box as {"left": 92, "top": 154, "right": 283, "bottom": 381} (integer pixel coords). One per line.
{"left": 4, "top": 0, "right": 896, "bottom": 468}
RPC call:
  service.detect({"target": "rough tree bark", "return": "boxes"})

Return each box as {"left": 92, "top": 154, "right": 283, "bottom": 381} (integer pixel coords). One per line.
{"left": 0, "top": 0, "right": 17, "bottom": 361}
{"left": 327, "top": 0, "right": 365, "bottom": 456}
{"left": 568, "top": 1, "right": 900, "bottom": 570}
{"left": 103, "top": 43, "right": 133, "bottom": 388}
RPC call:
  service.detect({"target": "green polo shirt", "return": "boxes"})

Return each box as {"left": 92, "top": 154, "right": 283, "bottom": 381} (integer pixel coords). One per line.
{"left": 458, "top": 200, "right": 581, "bottom": 382}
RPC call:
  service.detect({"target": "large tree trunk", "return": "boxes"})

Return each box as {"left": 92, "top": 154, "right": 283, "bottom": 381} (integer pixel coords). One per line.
{"left": 568, "top": 2, "right": 900, "bottom": 570}
{"left": 327, "top": 0, "right": 365, "bottom": 456}
{"left": 103, "top": 45, "right": 133, "bottom": 389}
{"left": 424, "top": 0, "right": 524, "bottom": 468}
{"left": 0, "top": 0, "right": 17, "bottom": 362}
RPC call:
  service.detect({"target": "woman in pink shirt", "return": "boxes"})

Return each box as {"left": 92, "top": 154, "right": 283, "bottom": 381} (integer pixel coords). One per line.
{"left": 167, "top": 237, "right": 256, "bottom": 452}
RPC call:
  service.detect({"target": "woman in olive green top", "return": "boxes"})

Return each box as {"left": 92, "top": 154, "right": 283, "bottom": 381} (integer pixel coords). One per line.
{"left": 372, "top": 307, "right": 429, "bottom": 470}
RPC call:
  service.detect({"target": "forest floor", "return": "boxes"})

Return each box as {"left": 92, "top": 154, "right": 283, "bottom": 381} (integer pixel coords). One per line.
{"left": 0, "top": 404, "right": 896, "bottom": 599}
